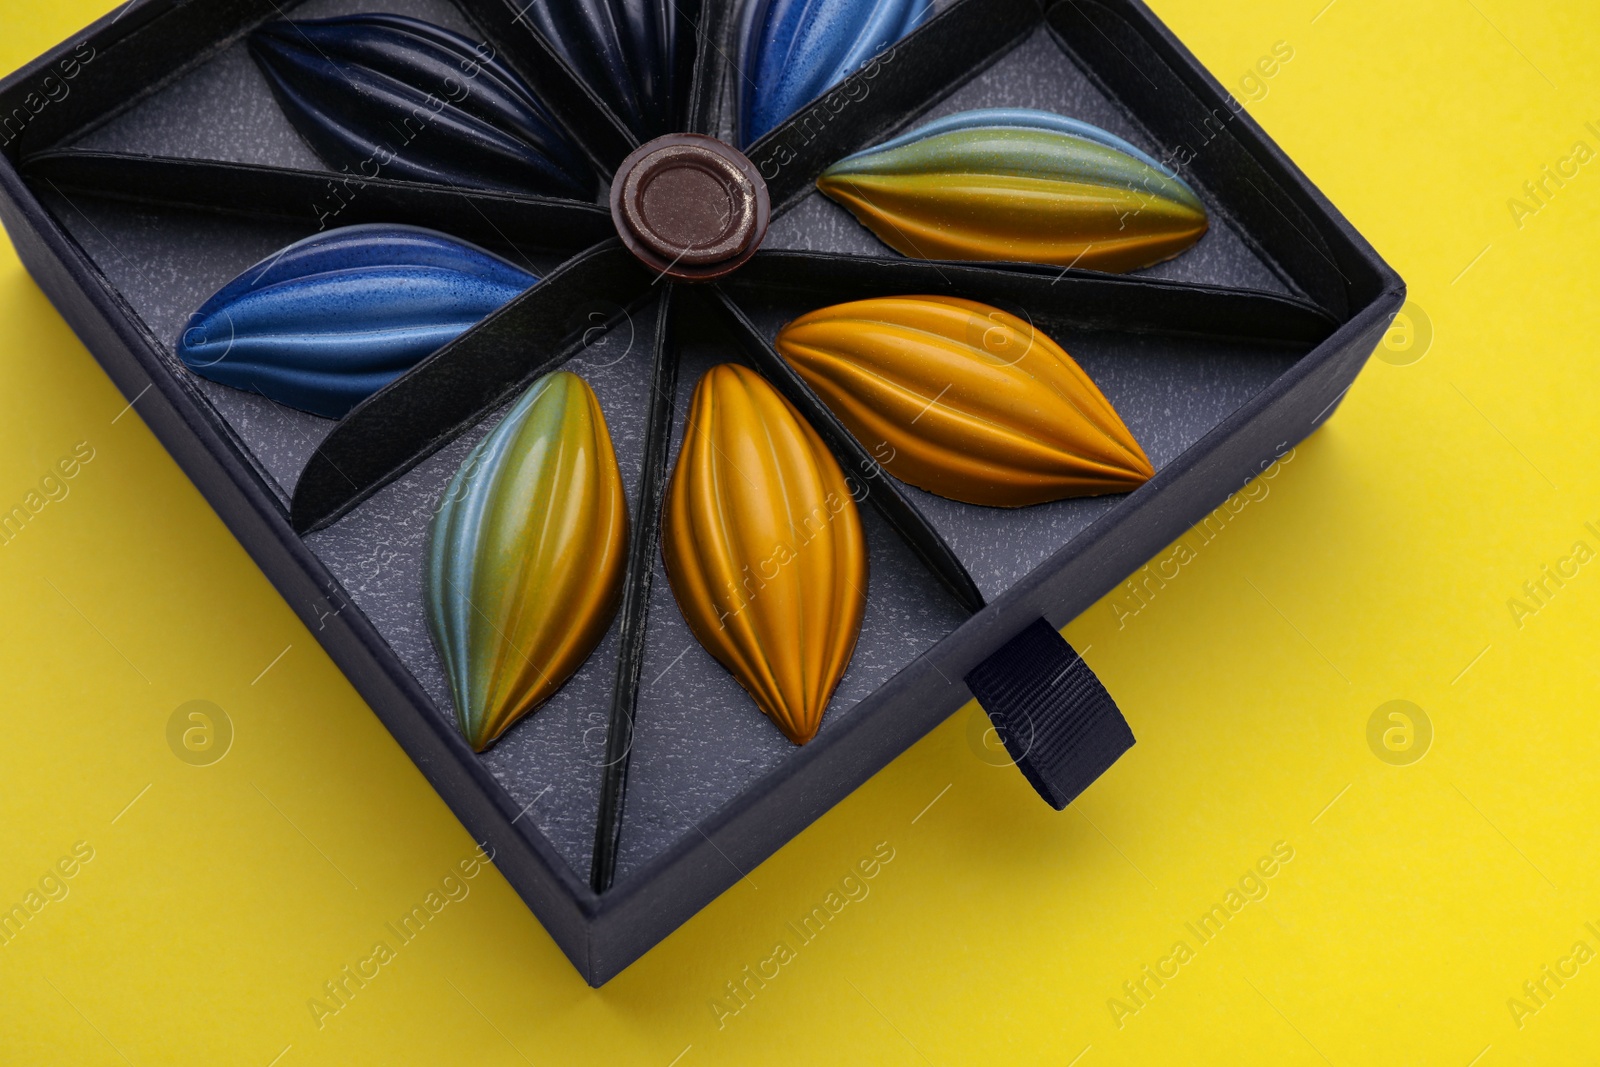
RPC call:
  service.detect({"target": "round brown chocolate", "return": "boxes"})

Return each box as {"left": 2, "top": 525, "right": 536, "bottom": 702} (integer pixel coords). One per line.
{"left": 610, "top": 134, "right": 771, "bottom": 281}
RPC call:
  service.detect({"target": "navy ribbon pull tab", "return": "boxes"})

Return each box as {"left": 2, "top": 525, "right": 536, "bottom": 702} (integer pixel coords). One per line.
{"left": 963, "top": 618, "right": 1134, "bottom": 809}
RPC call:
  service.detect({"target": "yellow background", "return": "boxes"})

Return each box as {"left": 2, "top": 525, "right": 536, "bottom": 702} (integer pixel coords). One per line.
{"left": 2, "top": 0, "right": 1596, "bottom": 1062}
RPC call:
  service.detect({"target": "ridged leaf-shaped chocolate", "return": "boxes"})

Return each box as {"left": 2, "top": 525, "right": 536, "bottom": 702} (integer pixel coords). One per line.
{"left": 517, "top": 0, "right": 685, "bottom": 140}
{"left": 249, "top": 14, "right": 594, "bottom": 199}
{"left": 775, "top": 296, "right": 1155, "bottom": 506}
{"left": 176, "top": 224, "right": 537, "bottom": 419}
{"left": 817, "top": 109, "right": 1209, "bottom": 271}
{"left": 425, "top": 371, "right": 629, "bottom": 752}
{"left": 739, "top": 0, "right": 931, "bottom": 145}
{"left": 662, "top": 364, "right": 867, "bottom": 744}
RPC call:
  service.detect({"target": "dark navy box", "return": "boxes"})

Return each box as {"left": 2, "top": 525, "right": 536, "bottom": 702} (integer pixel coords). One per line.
{"left": 0, "top": 0, "right": 1402, "bottom": 984}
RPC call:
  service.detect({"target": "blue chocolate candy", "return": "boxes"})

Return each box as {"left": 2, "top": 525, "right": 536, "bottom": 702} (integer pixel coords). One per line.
{"left": 739, "top": 0, "right": 932, "bottom": 145}
{"left": 177, "top": 224, "right": 537, "bottom": 419}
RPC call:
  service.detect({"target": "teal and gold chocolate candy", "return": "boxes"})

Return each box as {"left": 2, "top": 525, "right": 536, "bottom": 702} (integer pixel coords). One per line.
{"left": 817, "top": 108, "right": 1209, "bottom": 272}
{"left": 424, "top": 371, "right": 628, "bottom": 751}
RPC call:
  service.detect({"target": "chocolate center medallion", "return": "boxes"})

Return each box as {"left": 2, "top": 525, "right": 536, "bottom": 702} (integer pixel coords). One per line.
{"left": 610, "top": 134, "right": 770, "bottom": 281}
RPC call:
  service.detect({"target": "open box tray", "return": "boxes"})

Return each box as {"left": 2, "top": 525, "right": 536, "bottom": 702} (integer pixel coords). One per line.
{"left": 0, "top": 0, "right": 1403, "bottom": 984}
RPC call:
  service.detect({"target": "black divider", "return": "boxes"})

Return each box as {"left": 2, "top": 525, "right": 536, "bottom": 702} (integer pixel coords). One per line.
{"left": 724, "top": 250, "right": 1338, "bottom": 344}
{"left": 704, "top": 285, "right": 986, "bottom": 614}
{"left": 685, "top": 0, "right": 739, "bottom": 135}
{"left": 670, "top": 0, "right": 704, "bottom": 134}
{"left": 745, "top": 0, "right": 1043, "bottom": 209}
{"left": 22, "top": 149, "right": 612, "bottom": 255}
{"left": 591, "top": 283, "right": 681, "bottom": 893}
{"left": 291, "top": 241, "right": 654, "bottom": 531}
{"left": 1046, "top": 0, "right": 1359, "bottom": 318}
{"left": 682, "top": 0, "right": 743, "bottom": 142}
{"left": 456, "top": 0, "right": 642, "bottom": 174}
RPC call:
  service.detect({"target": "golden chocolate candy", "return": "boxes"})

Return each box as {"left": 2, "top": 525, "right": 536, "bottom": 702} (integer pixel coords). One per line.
{"left": 662, "top": 364, "right": 867, "bottom": 745}
{"left": 776, "top": 296, "right": 1155, "bottom": 507}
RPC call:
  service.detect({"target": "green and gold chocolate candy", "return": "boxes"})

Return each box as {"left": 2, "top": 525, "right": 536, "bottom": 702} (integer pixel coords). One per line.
{"left": 425, "top": 371, "right": 628, "bottom": 751}
{"left": 817, "top": 108, "right": 1208, "bottom": 272}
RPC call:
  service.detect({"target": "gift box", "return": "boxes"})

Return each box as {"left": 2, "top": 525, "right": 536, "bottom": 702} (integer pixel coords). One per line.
{"left": 0, "top": 0, "right": 1403, "bottom": 984}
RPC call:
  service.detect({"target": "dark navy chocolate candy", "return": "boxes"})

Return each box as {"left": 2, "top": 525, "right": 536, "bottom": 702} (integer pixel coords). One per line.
{"left": 177, "top": 225, "right": 537, "bottom": 419}
{"left": 249, "top": 14, "right": 594, "bottom": 199}
{"left": 516, "top": 0, "right": 686, "bottom": 140}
